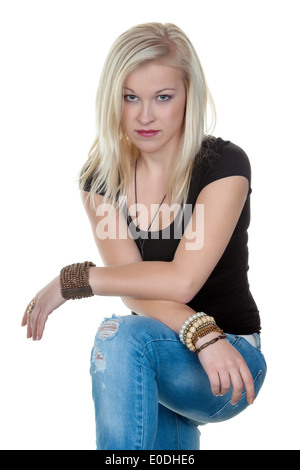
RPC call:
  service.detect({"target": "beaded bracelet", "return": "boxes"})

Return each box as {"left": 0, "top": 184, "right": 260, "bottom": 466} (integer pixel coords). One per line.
{"left": 181, "top": 317, "right": 216, "bottom": 349}
{"left": 180, "top": 313, "right": 216, "bottom": 344}
{"left": 194, "top": 334, "right": 227, "bottom": 355}
{"left": 179, "top": 312, "right": 209, "bottom": 344}
{"left": 191, "top": 325, "right": 224, "bottom": 345}
{"left": 60, "top": 261, "right": 96, "bottom": 300}
{"left": 179, "top": 312, "right": 223, "bottom": 352}
{"left": 184, "top": 323, "right": 218, "bottom": 351}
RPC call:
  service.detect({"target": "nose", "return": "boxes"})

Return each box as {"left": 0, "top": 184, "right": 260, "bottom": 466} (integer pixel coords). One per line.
{"left": 137, "top": 102, "right": 155, "bottom": 125}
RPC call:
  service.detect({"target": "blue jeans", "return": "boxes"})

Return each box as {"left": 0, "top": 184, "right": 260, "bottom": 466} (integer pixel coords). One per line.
{"left": 90, "top": 315, "right": 267, "bottom": 450}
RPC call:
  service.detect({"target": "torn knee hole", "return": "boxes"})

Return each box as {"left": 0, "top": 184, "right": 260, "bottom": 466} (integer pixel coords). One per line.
{"left": 97, "top": 318, "right": 121, "bottom": 341}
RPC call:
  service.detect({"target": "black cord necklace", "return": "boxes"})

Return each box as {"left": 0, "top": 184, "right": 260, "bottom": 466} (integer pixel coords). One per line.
{"left": 134, "top": 159, "right": 166, "bottom": 260}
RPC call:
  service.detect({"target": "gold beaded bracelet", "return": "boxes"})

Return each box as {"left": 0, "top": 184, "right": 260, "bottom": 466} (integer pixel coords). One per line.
{"left": 179, "top": 312, "right": 223, "bottom": 352}
{"left": 180, "top": 313, "right": 213, "bottom": 341}
{"left": 191, "top": 325, "right": 224, "bottom": 345}
{"left": 60, "top": 261, "right": 96, "bottom": 300}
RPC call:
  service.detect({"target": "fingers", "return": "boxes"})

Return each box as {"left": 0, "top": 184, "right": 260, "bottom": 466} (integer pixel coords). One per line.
{"left": 209, "top": 371, "right": 221, "bottom": 397}
{"left": 22, "top": 300, "right": 34, "bottom": 327}
{"left": 229, "top": 369, "right": 245, "bottom": 405}
{"left": 21, "top": 311, "right": 28, "bottom": 327}
{"left": 229, "top": 365, "right": 255, "bottom": 405}
{"left": 208, "top": 363, "right": 255, "bottom": 406}
{"left": 29, "top": 305, "right": 41, "bottom": 340}
{"left": 23, "top": 300, "right": 35, "bottom": 338}
{"left": 218, "top": 370, "right": 231, "bottom": 397}
{"left": 22, "top": 277, "right": 64, "bottom": 341}
{"left": 239, "top": 362, "right": 255, "bottom": 405}
{"left": 23, "top": 299, "right": 47, "bottom": 341}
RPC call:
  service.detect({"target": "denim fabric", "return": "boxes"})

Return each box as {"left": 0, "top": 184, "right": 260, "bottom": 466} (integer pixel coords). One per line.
{"left": 90, "top": 315, "right": 267, "bottom": 450}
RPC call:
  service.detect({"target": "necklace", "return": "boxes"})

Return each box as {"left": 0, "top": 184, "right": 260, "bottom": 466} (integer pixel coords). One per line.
{"left": 134, "top": 159, "right": 166, "bottom": 260}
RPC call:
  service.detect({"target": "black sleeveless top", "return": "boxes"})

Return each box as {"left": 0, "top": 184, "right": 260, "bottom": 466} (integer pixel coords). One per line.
{"left": 85, "top": 137, "right": 261, "bottom": 334}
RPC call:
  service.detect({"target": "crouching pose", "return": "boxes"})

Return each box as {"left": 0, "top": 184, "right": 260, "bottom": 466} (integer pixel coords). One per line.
{"left": 23, "top": 23, "right": 267, "bottom": 450}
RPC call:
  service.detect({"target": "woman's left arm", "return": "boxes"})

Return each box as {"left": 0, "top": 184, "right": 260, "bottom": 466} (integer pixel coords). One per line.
{"left": 22, "top": 175, "right": 248, "bottom": 339}
{"left": 89, "top": 175, "right": 249, "bottom": 303}
{"left": 22, "top": 175, "right": 254, "bottom": 404}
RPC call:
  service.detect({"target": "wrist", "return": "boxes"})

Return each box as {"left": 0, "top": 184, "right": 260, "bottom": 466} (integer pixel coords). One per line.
{"left": 195, "top": 331, "right": 221, "bottom": 348}
{"left": 179, "top": 312, "right": 224, "bottom": 353}
{"left": 60, "top": 261, "right": 96, "bottom": 300}
{"left": 88, "top": 266, "right": 98, "bottom": 294}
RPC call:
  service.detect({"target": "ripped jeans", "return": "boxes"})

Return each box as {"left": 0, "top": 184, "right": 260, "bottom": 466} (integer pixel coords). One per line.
{"left": 90, "top": 315, "right": 267, "bottom": 450}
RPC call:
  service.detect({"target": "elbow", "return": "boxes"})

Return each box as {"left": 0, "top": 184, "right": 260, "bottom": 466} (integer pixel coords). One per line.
{"left": 174, "top": 277, "right": 198, "bottom": 305}
{"left": 169, "top": 262, "right": 199, "bottom": 304}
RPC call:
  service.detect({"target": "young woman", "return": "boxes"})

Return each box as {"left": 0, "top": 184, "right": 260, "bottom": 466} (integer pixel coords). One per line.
{"left": 22, "top": 23, "right": 267, "bottom": 450}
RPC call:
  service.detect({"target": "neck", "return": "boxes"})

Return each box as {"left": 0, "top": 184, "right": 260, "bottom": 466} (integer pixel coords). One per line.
{"left": 138, "top": 134, "right": 181, "bottom": 178}
{"left": 139, "top": 152, "right": 175, "bottom": 180}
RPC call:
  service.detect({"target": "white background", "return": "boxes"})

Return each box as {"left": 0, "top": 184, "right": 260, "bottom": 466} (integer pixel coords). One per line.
{"left": 1, "top": 0, "right": 299, "bottom": 450}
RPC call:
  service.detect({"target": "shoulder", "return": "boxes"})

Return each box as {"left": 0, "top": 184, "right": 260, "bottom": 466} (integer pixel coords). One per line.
{"left": 201, "top": 136, "right": 251, "bottom": 180}
{"left": 215, "top": 137, "right": 251, "bottom": 176}
{"left": 190, "top": 137, "right": 252, "bottom": 196}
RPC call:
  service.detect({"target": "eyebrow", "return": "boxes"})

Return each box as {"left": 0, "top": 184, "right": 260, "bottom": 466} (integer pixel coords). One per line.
{"left": 124, "top": 87, "right": 176, "bottom": 94}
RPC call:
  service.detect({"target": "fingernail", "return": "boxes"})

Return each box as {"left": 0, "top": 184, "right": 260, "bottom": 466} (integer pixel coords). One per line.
{"left": 231, "top": 401, "right": 238, "bottom": 406}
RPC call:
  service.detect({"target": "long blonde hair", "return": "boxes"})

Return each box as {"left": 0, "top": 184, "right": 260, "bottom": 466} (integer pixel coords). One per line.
{"left": 79, "top": 22, "right": 216, "bottom": 208}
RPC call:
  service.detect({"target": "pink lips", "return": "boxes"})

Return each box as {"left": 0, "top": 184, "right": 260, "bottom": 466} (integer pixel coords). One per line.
{"left": 136, "top": 130, "right": 160, "bottom": 137}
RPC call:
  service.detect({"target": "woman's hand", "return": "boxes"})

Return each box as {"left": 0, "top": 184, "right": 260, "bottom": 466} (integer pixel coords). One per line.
{"left": 196, "top": 333, "right": 255, "bottom": 406}
{"left": 22, "top": 276, "right": 66, "bottom": 341}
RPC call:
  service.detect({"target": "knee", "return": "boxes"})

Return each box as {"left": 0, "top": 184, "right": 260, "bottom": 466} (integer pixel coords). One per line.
{"left": 92, "top": 315, "right": 154, "bottom": 375}
{"left": 95, "top": 314, "right": 171, "bottom": 349}
{"left": 95, "top": 315, "right": 147, "bottom": 352}
{"left": 96, "top": 315, "right": 123, "bottom": 341}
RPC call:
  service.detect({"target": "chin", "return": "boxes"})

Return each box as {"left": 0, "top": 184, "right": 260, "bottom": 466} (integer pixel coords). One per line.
{"left": 133, "top": 141, "right": 163, "bottom": 155}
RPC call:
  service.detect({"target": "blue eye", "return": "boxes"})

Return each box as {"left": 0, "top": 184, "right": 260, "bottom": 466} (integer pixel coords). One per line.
{"left": 157, "top": 95, "right": 171, "bottom": 102}
{"left": 124, "top": 95, "right": 138, "bottom": 102}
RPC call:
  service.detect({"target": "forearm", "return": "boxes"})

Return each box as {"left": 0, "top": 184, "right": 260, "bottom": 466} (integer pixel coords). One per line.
{"left": 122, "top": 297, "right": 196, "bottom": 334}
{"left": 89, "top": 261, "right": 192, "bottom": 304}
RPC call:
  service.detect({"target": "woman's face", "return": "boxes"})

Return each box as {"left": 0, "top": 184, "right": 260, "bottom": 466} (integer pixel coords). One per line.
{"left": 121, "top": 62, "right": 186, "bottom": 161}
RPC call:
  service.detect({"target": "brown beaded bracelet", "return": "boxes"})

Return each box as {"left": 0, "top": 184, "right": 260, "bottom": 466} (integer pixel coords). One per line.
{"left": 60, "top": 261, "right": 96, "bottom": 300}
{"left": 191, "top": 325, "right": 224, "bottom": 346}
{"left": 194, "top": 334, "right": 227, "bottom": 355}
